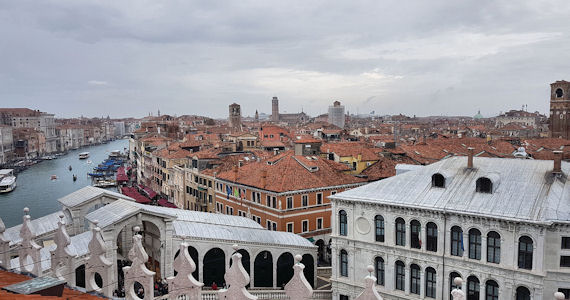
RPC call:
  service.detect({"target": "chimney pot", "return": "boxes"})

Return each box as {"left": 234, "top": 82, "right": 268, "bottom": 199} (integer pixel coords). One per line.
{"left": 553, "top": 151, "right": 563, "bottom": 174}
{"left": 467, "top": 147, "right": 474, "bottom": 168}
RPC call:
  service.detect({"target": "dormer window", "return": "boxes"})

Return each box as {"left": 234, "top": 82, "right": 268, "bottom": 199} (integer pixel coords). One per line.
{"left": 432, "top": 173, "right": 445, "bottom": 188}
{"left": 476, "top": 177, "right": 492, "bottom": 193}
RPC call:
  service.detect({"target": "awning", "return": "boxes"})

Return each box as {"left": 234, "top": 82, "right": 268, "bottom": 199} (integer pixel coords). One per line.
{"left": 306, "top": 237, "right": 315, "bottom": 243}
{"left": 157, "top": 198, "right": 178, "bottom": 208}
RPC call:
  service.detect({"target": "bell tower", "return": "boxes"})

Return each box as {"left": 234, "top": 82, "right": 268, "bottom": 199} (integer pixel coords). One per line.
{"left": 228, "top": 103, "right": 242, "bottom": 130}
{"left": 550, "top": 80, "right": 570, "bottom": 139}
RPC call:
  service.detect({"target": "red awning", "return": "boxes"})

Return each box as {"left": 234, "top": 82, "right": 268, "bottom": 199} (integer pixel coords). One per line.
{"left": 158, "top": 198, "right": 177, "bottom": 208}
{"left": 144, "top": 187, "right": 157, "bottom": 199}
{"left": 121, "top": 187, "right": 151, "bottom": 204}
{"left": 116, "top": 167, "right": 128, "bottom": 182}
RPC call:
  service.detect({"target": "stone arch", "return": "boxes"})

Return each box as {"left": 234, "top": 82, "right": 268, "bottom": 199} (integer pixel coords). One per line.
{"left": 276, "top": 252, "right": 294, "bottom": 288}
{"left": 142, "top": 220, "right": 162, "bottom": 279}
{"left": 75, "top": 264, "right": 86, "bottom": 288}
{"left": 254, "top": 250, "right": 273, "bottom": 287}
{"left": 203, "top": 247, "right": 225, "bottom": 287}
{"left": 174, "top": 245, "right": 199, "bottom": 280}
{"left": 516, "top": 286, "right": 531, "bottom": 300}
{"left": 467, "top": 275, "right": 480, "bottom": 300}
{"left": 315, "top": 239, "right": 326, "bottom": 265}
{"left": 301, "top": 254, "right": 314, "bottom": 288}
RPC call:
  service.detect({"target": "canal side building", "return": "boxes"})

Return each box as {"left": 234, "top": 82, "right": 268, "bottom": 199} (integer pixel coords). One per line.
{"left": 329, "top": 151, "right": 570, "bottom": 300}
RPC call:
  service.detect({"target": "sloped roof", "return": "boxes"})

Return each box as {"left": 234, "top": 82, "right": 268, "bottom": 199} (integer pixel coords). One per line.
{"left": 58, "top": 186, "right": 133, "bottom": 208}
{"left": 333, "top": 156, "right": 570, "bottom": 223}
{"left": 4, "top": 211, "right": 72, "bottom": 246}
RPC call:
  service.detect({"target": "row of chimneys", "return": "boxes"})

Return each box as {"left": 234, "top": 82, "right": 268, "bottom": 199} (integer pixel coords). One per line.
{"left": 467, "top": 147, "right": 563, "bottom": 174}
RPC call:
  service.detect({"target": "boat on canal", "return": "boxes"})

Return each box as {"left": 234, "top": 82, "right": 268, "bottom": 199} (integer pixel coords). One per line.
{"left": 0, "top": 169, "right": 17, "bottom": 193}
{"left": 79, "top": 152, "right": 90, "bottom": 159}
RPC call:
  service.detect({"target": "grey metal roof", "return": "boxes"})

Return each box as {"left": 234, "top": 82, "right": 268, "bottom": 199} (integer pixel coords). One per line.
{"left": 86, "top": 199, "right": 263, "bottom": 230}
{"left": 4, "top": 211, "right": 72, "bottom": 246}
{"left": 333, "top": 156, "right": 570, "bottom": 223}
{"left": 10, "top": 231, "right": 93, "bottom": 272}
{"left": 172, "top": 221, "right": 315, "bottom": 248}
{"left": 58, "top": 186, "right": 133, "bottom": 208}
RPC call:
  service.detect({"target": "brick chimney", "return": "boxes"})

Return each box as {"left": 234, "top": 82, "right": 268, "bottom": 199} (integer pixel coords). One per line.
{"left": 261, "top": 169, "right": 267, "bottom": 188}
{"left": 467, "top": 147, "right": 474, "bottom": 168}
{"left": 233, "top": 165, "right": 238, "bottom": 181}
{"left": 553, "top": 150, "right": 563, "bottom": 174}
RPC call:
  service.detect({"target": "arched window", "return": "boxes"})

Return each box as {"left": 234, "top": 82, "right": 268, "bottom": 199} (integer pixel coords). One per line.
{"left": 432, "top": 173, "right": 445, "bottom": 187}
{"left": 518, "top": 236, "right": 533, "bottom": 270}
{"left": 411, "top": 220, "right": 421, "bottom": 249}
{"left": 556, "top": 88, "right": 564, "bottom": 98}
{"left": 339, "top": 210, "right": 347, "bottom": 236}
{"left": 375, "top": 215, "right": 385, "bottom": 242}
{"left": 340, "top": 250, "right": 348, "bottom": 277}
{"left": 375, "top": 257, "right": 385, "bottom": 286}
{"left": 410, "top": 264, "right": 420, "bottom": 294}
{"left": 516, "top": 286, "right": 531, "bottom": 300}
{"left": 468, "top": 229, "right": 482, "bottom": 260}
{"left": 395, "top": 218, "right": 406, "bottom": 246}
{"left": 485, "top": 280, "right": 499, "bottom": 300}
{"left": 451, "top": 226, "right": 464, "bottom": 256}
{"left": 426, "top": 222, "right": 438, "bottom": 252}
{"left": 467, "top": 276, "right": 480, "bottom": 300}
{"left": 425, "top": 267, "right": 437, "bottom": 298}
{"left": 395, "top": 261, "right": 405, "bottom": 291}
{"left": 449, "top": 272, "right": 461, "bottom": 297}
{"left": 476, "top": 177, "right": 493, "bottom": 193}
{"left": 487, "top": 231, "right": 501, "bottom": 264}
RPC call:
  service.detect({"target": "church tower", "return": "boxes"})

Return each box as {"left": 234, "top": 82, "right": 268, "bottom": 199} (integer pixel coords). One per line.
{"left": 271, "top": 96, "right": 279, "bottom": 122}
{"left": 550, "top": 80, "right": 570, "bottom": 139}
{"left": 228, "top": 103, "right": 242, "bottom": 130}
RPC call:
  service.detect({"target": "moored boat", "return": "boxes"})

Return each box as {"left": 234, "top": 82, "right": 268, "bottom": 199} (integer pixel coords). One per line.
{"left": 0, "top": 169, "right": 17, "bottom": 193}
{"left": 79, "top": 152, "right": 90, "bottom": 159}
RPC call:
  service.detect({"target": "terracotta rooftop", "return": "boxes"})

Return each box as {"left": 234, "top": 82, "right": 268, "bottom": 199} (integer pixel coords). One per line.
{"left": 320, "top": 142, "right": 379, "bottom": 161}
{"left": 0, "top": 270, "right": 103, "bottom": 299}
{"left": 216, "top": 150, "right": 366, "bottom": 192}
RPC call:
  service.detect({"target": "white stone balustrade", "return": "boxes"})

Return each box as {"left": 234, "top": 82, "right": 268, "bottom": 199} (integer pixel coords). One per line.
{"left": 0, "top": 217, "right": 9, "bottom": 269}
{"left": 18, "top": 208, "right": 42, "bottom": 276}
{"left": 354, "top": 265, "right": 382, "bottom": 300}
{"left": 450, "top": 277, "right": 465, "bottom": 300}
{"left": 124, "top": 226, "right": 156, "bottom": 300}
{"left": 167, "top": 241, "right": 204, "bottom": 299}
{"left": 285, "top": 254, "right": 313, "bottom": 300}
{"left": 50, "top": 214, "right": 73, "bottom": 282}
{"left": 219, "top": 244, "right": 258, "bottom": 300}
{"left": 85, "top": 220, "right": 114, "bottom": 297}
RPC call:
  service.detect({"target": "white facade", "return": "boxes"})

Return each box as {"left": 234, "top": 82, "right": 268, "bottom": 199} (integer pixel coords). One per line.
{"left": 328, "top": 101, "right": 345, "bottom": 129}
{"left": 330, "top": 156, "right": 570, "bottom": 300}
{"left": 0, "top": 126, "right": 13, "bottom": 164}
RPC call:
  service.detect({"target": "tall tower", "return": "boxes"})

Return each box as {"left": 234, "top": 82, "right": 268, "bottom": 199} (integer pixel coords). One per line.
{"left": 271, "top": 97, "right": 279, "bottom": 122}
{"left": 328, "top": 100, "right": 345, "bottom": 128}
{"left": 550, "top": 80, "right": 570, "bottom": 139}
{"left": 228, "top": 103, "right": 242, "bottom": 130}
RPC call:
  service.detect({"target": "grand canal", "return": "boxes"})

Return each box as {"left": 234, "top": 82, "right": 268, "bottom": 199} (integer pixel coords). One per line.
{"left": 0, "top": 139, "right": 128, "bottom": 227}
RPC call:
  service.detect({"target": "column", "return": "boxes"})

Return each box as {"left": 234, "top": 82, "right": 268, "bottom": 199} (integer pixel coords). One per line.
{"left": 420, "top": 270, "right": 425, "bottom": 299}
{"left": 407, "top": 222, "right": 412, "bottom": 249}
{"left": 273, "top": 257, "right": 277, "bottom": 289}
{"left": 420, "top": 226, "right": 426, "bottom": 252}
{"left": 386, "top": 255, "right": 395, "bottom": 291}
{"left": 462, "top": 231, "right": 468, "bottom": 257}
{"left": 481, "top": 235, "right": 487, "bottom": 263}
{"left": 479, "top": 281, "right": 485, "bottom": 300}
{"left": 405, "top": 266, "right": 410, "bottom": 295}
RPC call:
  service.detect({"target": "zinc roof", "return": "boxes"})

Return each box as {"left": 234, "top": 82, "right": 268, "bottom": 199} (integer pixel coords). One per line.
{"left": 58, "top": 186, "right": 133, "bottom": 208}
{"left": 333, "top": 156, "right": 570, "bottom": 223}
{"left": 4, "top": 211, "right": 72, "bottom": 246}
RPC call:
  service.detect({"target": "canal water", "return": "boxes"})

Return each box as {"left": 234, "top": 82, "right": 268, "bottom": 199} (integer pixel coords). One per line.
{"left": 0, "top": 139, "right": 128, "bottom": 228}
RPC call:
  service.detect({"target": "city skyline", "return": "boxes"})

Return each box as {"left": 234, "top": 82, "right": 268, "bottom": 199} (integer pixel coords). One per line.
{"left": 1, "top": 1, "right": 569, "bottom": 118}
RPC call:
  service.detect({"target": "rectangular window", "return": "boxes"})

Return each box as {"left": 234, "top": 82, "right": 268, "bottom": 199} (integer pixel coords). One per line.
{"left": 302, "top": 220, "right": 308, "bottom": 232}
{"left": 287, "top": 223, "right": 294, "bottom": 233}
{"left": 410, "top": 267, "right": 420, "bottom": 294}
{"left": 272, "top": 196, "right": 276, "bottom": 208}
{"left": 302, "top": 195, "right": 308, "bottom": 207}
{"left": 425, "top": 269, "right": 436, "bottom": 298}
{"left": 426, "top": 223, "right": 437, "bottom": 252}
{"left": 340, "top": 295, "right": 349, "bottom": 300}
{"left": 316, "top": 193, "right": 323, "bottom": 205}
{"left": 272, "top": 222, "right": 277, "bottom": 231}
{"left": 317, "top": 218, "right": 323, "bottom": 230}
{"left": 286, "top": 197, "right": 293, "bottom": 209}
{"left": 395, "top": 263, "right": 405, "bottom": 291}
{"left": 256, "top": 216, "right": 261, "bottom": 224}
{"left": 563, "top": 237, "right": 570, "bottom": 249}
{"left": 266, "top": 195, "right": 271, "bottom": 207}
{"left": 561, "top": 256, "right": 570, "bottom": 267}
{"left": 267, "top": 220, "right": 271, "bottom": 230}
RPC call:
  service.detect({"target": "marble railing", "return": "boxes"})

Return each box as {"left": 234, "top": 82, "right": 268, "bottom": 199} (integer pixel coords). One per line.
{"left": 154, "top": 290, "right": 332, "bottom": 300}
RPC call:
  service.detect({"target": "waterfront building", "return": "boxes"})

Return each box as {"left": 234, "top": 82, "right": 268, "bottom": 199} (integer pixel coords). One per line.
{"left": 328, "top": 101, "right": 346, "bottom": 129}
{"left": 330, "top": 150, "right": 569, "bottom": 300}
{"left": 0, "top": 125, "right": 14, "bottom": 165}
{"left": 0, "top": 108, "right": 58, "bottom": 153}
{"left": 214, "top": 138, "right": 366, "bottom": 265}
{"left": 550, "top": 80, "right": 570, "bottom": 139}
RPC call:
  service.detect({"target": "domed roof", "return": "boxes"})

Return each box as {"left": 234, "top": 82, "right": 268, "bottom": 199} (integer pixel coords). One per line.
{"left": 473, "top": 110, "right": 484, "bottom": 119}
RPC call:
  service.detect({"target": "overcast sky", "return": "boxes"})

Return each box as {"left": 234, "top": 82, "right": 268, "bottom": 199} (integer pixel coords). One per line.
{"left": 1, "top": 0, "right": 569, "bottom": 119}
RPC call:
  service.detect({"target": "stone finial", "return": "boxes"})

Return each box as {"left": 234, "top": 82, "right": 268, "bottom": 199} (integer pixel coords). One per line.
{"left": 219, "top": 250, "right": 257, "bottom": 300}
{"left": 123, "top": 226, "right": 155, "bottom": 300}
{"left": 85, "top": 221, "right": 113, "bottom": 296}
{"left": 167, "top": 242, "right": 204, "bottom": 299}
{"left": 0, "top": 217, "right": 9, "bottom": 269}
{"left": 285, "top": 255, "right": 313, "bottom": 300}
{"left": 451, "top": 277, "right": 465, "bottom": 300}
{"left": 50, "top": 213, "right": 73, "bottom": 280}
{"left": 18, "top": 208, "right": 42, "bottom": 276}
{"left": 555, "top": 292, "right": 566, "bottom": 300}
{"left": 354, "top": 266, "right": 382, "bottom": 300}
